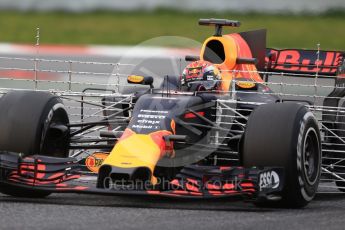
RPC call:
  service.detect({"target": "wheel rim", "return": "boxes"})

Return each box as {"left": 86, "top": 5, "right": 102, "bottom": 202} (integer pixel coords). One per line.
{"left": 303, "top": 128, "right": 320, "bottom": 185}
{"left": 41, "top": 107, "right": 69, "bottom": 157}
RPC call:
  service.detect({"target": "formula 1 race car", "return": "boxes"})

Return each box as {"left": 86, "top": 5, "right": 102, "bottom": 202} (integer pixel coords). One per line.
{"left": 0, "top": 18, "right": 344, "bottom": 208}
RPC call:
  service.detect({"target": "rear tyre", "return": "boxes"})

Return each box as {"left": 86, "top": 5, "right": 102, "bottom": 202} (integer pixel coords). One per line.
{"left": 333, "top": 101, "right": 345, "bottom": 191}
{"left": 242, "top": 103, "right": 321, "bottom": 208}
{"left": 0, "top": 91, "right": 70, "bottom": 197}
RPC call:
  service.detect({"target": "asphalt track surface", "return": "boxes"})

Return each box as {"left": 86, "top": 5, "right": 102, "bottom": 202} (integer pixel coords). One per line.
{"left": 1, "top": 193, "right": 345, "bottom": 230}
{"left": 0, "top": 54, "right": 343, "bottom": 230}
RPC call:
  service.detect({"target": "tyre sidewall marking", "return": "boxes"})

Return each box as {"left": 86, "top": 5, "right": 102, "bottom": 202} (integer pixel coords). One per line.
{"left": 296, "top": 111, "right": 320, "bottom": 201}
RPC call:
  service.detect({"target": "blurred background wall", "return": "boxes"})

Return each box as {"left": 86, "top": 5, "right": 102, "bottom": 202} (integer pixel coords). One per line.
{"left": 0, "top": 0, "right": 344, "bottom": 13}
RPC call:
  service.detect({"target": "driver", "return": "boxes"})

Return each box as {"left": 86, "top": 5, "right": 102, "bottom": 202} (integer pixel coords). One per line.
{"left": 180, "top": 60, "right": 221, "bottom": 91}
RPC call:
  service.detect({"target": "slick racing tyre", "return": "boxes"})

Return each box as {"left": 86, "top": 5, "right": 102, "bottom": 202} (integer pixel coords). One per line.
{"left": 0, "top": 91, "right": 70, "bottom": 157}
{"left": 0, "top": 183, "right": 54, "bottom": 198}
{"left": 242, "top": 103, "right": 321, "bottom": 208}
{"left": 0, "top": 91, "right": 70, "bottom": 198}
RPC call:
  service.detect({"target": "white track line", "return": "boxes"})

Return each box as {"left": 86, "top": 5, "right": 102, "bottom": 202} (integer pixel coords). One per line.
{"left": 0, "top": 43, "right": 199, "bottom": 58}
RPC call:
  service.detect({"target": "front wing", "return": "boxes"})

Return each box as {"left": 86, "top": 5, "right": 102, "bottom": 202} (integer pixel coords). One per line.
{"left": 0, "top": 153, "right": 284, "bottom": 200}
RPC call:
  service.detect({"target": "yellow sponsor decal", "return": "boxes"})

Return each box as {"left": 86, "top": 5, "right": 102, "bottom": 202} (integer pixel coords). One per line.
{"left": 85, "top": 152, "right": 109, "bottom": 173}
{"left": 236, "top": 81, "right": 256, "bottom": 89}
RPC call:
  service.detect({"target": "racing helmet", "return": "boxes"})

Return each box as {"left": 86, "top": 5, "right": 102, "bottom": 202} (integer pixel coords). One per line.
{"left": 181, "top": 60, "right": 221, "bottom": 91}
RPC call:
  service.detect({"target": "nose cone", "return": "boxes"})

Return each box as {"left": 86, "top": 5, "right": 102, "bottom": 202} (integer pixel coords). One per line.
{"left": 97, "top": 128, "right": 172, "bottom": 187}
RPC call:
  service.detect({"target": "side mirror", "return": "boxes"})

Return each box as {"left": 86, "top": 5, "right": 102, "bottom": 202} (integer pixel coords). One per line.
{"left": 127, "top": 75, "right": 154, "bottom": 88}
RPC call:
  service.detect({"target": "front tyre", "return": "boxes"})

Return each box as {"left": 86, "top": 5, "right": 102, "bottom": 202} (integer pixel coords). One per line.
{"left": 0, "top": 91, "right": 70, "bottom": 198}
{"left": 0, "top": 91, "right": 69, "bottom": 157}
{"left": 242, "top": 103, "right": 321, "bottom": 208}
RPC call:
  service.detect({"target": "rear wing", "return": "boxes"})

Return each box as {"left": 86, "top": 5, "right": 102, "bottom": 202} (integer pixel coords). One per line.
{"left": 265, "top": 48, "right": 344, "bottom": 77}
{"left": 264, "top": 49, "right": 345, "bottom": 126}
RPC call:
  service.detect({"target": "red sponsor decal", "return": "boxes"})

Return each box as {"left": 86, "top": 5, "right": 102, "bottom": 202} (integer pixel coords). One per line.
{"left": 278, "top": 50, "right": 300, "bottom": 71}
{"left": 85, "top": 152, "right": 108, "bottom": 173}
{"left": 184, "top": 111, "right": 205, "bottom": 119}
{"left": 267, "top": 49, "right": 343, "bottom": 75}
